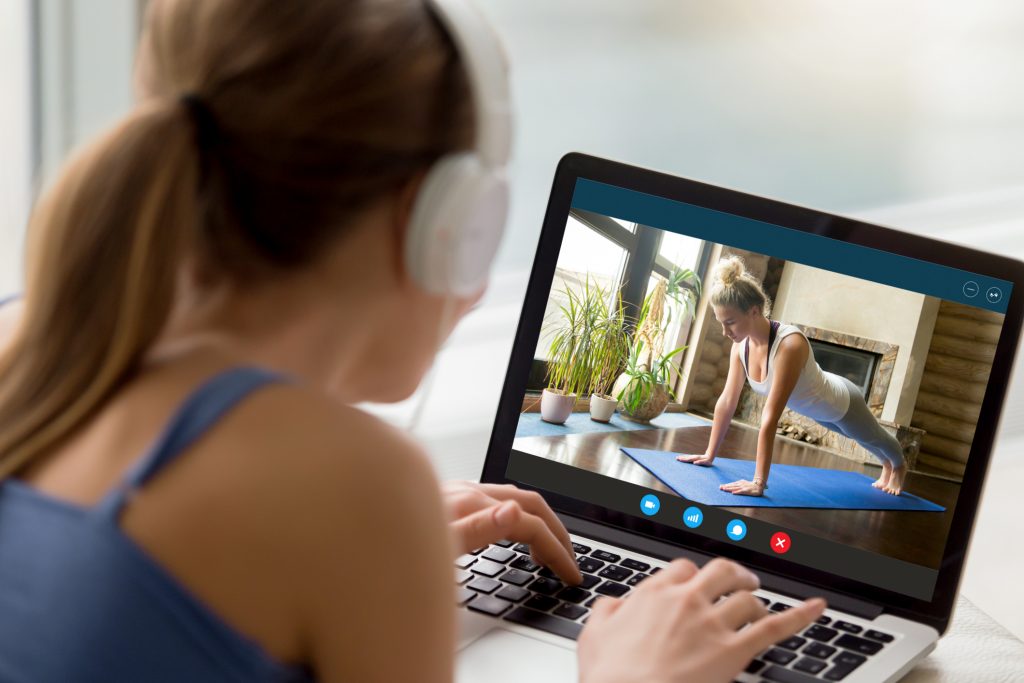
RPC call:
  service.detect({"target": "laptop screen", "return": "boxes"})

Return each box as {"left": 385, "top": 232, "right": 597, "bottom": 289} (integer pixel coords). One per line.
{"left": 501, "top": 174, "right": 1014, "bottom": 603}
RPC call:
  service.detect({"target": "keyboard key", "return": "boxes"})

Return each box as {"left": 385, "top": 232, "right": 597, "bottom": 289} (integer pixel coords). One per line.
{"left": 626, "top": 573, "right": 649, "bottom": 586}
{"left": 802, "top": 642, "right": 836, "bottom": 659}
{"left": 817, "top": 615, "right": 832, "bottom": 625}
{"left": 552, "top": 602, "right": 588, "bottom": 621}
{"left": 763, "top": 647, "right": 797, "bottom": 665}
{"left": 467, "top": 594, "right": 512, "bottom": 617}
{"left": 528, "top": 577, "right": 563, "bottom": 596}
{"left": 745, "top": 659, "right": 766, "bottom": 674}
{"left": 648, "top": 566, "right": 661, "bottom": 574}
{"left": 523, "top": 594, "right": 559, "bottom": 612}
{"left": 510, "top": 555, "right": 540, "bottom": 572}
{"left": 762, "top": 665, "right": 820, "bottom": 682}
{"left": 493, "top": 539, "right": 515, "bottom": 548}
{"left": 620, "top": 558, "right": 650, "bottom": 572}
{"left": 578, "top": 574, "right": 601, "bottom": 589}
{"left": 572, "top": 542, "right": 592, "bottom": 555}
{"left": 778, "top": 635, "right": 807, "bottom": 651}
{"left": 556, "top": 586, "right": 591, "bottom": 604}
{"left": 770, "top": 602, "right": 793, "bottom": 612}
{"left": 470, "top": 559, "right": 506, "bottom": 577}
{"left": 482, "top": 547, "right": 516, "bottom": 564}
{"left": 578, "top": 557, "right": 605, "bottom": 573}
{"left": 833, "top": 651, "right": 867, "bottom": 667}
{"left": 595, "top": 581, "right": 630, "bottom": 598}
{"left": 537, "top": 567, "right": 559, "bottom": 580}
{"left": 513, "top": 543, "right": 531, "bottom": 554}
{"left": 755, "top": 595, "right": 771, "bottom": 606}
{"left": 833, "top": 620, "right": 863, "bottom": 634}
{"left": 499, "top": 569, "right": 534, "bottom": 586}
{"left": 864, "top": 629, "right": 895, "bottom": 643}
{"left": 456, "top": 586, "right": 475, "bottom": 606}
{"left": 469, "top": 547, "right": 487, "bottom": 555}
{"left": 454, "top": 568, "right": 472, "bottom": 584}
{"left": 804, "top": 625, "right": 838, "bottom": 642}
{"left": 584, "top": 596, "right": 598, "bottom": 608}
{"left": 823, "top": 653, "right": 866, "bottom": 681}
{"left": 495, "top": 585, "right": 530, "bottom": 603}
{"left": 834, "top": 634, "right": 883, "bottom": 656}
{"left": 598, "top": 565, "right": 633, "bottom": 582}
{"left": 455, "top": 554, "right": 476, "bottom": 569}
{"left": 504, "top": 606, "right": 582, "bottom": 640}
{"left": 467, "top": 577, "right": 502, "bottom": 594}
{"left": 792, "top": 657, "right": 828, "bottom": 675}
{"left": 591, "top": 549, "right": 621, "bottom": 562}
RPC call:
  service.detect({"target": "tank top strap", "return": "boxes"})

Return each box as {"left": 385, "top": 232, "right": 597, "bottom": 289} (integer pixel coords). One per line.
{"left": 96, "top": 366, "right": 291, "bottom": 522}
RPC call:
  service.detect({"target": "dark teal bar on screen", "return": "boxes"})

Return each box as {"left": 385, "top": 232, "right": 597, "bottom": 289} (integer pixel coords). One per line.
{"left": 570, "top": 178, "right": 1012, "bottom": 314}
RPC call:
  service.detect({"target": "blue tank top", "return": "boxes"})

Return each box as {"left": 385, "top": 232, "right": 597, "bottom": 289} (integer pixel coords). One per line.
{"left": 0, "top": 367, "right": 316, "bottom": 682}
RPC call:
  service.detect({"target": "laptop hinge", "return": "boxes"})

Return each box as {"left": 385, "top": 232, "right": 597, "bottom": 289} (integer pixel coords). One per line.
{"left": 559, "top": 513, "right": 885, "bottom": 621}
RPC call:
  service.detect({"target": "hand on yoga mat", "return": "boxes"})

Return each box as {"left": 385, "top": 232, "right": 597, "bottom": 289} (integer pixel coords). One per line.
{"left": 578, "top": 557, "right": 826, "bottom": 683}
{"left": 676, "top": 453, "right": 715, "bottom": 466}
{"left": 441, "top": 480, "right": 583, "bottom": 586}
{"left": 720, "top": 479, "right": 765, "bottom": 496}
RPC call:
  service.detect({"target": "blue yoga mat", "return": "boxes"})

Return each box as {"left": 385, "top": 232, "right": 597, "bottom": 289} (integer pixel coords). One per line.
{"left": 515, "top": 411, "right": 709, "bottom": 438}
{"left": 621, "top": 448, "right": 946, "bottom": 511}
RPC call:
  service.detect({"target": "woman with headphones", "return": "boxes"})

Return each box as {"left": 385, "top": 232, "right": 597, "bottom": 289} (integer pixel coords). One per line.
{"left": 0, "top": 1, "right": 823, "bottom": 680}
{"left": 677, "top": 256, "right": 909, "bottom": 497}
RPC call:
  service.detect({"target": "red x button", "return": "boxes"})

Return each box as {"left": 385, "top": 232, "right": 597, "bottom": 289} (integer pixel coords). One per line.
{"left": 770, "top": 532, "right": 791, "bottom": 554}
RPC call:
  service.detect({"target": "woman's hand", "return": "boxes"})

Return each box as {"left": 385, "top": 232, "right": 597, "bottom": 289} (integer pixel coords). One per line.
{"left": 441, "top": 481, "right": 582, "bottom": 585}
{"left": 720, "top": 479, "right": 765, "bottom": 496}
{"left": 676, "top": 453, "right": 715, "bottom": 466}
{"left": 578, "top": 558, "right": 825, "bottom": 683}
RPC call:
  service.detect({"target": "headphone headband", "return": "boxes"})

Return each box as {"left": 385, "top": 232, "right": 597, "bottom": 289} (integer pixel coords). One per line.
{"left": 426, "top": 0, "right": 512, "bottom": 168}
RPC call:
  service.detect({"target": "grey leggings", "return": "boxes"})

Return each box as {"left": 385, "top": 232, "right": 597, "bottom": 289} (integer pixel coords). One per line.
{"left": 815, "top": 376, "right": 905, "bottom": 467}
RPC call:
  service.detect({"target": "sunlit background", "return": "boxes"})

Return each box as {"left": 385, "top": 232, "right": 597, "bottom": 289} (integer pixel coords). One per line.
{"left": 1, "top": 0, "right": 1023, "bottom": 640}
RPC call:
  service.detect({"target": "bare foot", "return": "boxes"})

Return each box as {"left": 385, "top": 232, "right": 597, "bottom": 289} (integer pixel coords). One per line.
{"left": 883, "top": 460, "right": 908, "bottom": 495}
{"left": 872, "top": 460, "right": 892, "bottom": 490}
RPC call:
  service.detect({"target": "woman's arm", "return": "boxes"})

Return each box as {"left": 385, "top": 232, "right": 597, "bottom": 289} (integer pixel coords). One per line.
{"left": 678, "top": 342, "right": 746, "bottom": 465}
{"left": 721, "top": 334, "right": 807, "bottom": 496}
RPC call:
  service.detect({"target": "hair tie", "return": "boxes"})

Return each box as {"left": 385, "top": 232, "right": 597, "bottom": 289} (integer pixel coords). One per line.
{"left": 180, "top": 93, "right": 219, "bottom": 149}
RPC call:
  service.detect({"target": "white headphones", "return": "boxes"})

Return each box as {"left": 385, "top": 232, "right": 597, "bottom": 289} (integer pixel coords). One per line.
{"left": 404, "top": 0, "right": 512, "bottom": 297}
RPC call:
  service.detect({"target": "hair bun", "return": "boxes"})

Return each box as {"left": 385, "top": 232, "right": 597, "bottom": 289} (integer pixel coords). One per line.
{"left": 715, "top": 256, "right": 745, "bottom": 286}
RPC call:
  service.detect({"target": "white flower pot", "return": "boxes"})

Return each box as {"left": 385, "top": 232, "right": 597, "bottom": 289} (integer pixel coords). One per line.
{"left": 589, "top": 393, "right": 617, "bottom": 423}
{"left": 540, "top": 388, "right": 577, "bottom": 424}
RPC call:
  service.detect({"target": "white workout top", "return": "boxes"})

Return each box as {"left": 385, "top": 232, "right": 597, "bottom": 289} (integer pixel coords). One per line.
{"left": 740, "top": 322, "right": 851, "bottom": 422}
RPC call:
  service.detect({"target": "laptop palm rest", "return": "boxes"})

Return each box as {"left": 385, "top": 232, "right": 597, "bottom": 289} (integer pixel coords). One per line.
{"left": 456, "top": 627, "right": 576, "bottom": 682}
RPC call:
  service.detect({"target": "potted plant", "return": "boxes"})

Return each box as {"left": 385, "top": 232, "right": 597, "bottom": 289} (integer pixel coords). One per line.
{"left": 541, "top": 277, "right": 606, "bottom": 424}
{"left": 632, "top": 267, "right": 701, "bottom": 370}
{"left": 614, "top": 339, "right": 687, "bottom": 423}
{"left": 612, "top": 267, "right": 700, "bottom": 423}
{"left": 587, "top": 290, "right": 630, "bottom": 423}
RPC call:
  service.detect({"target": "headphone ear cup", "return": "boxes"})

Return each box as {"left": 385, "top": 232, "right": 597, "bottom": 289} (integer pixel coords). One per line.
{"left": 404, "top": 152, "right": 508, "bottom": 296}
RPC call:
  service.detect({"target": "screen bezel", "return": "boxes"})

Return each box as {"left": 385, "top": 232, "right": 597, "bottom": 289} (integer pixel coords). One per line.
{"left": 480, "top": 152, "right": 1024, "bottom": 634}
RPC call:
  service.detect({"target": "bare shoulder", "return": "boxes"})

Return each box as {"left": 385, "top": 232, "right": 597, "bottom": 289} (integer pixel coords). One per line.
{"left": 125, "top": 378, "right": 453, "bottom": 674}
{"left": 198, "top": 381, "right": 439, "bottom": 526}
{"left": 776, "top": 331, "right": 809, "bottom": 361}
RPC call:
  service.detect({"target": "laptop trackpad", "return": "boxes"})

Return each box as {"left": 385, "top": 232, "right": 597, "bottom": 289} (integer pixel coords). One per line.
{"left": 456, "top": 627, "right": 577, "bottom": 682}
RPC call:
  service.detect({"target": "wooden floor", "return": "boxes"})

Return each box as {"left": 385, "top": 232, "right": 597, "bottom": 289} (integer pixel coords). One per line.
{"left": 513, "top": 416, "right": 961, "bottom": 569}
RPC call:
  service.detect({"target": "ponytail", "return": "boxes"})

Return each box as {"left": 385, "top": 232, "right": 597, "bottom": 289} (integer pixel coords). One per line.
{"left": 0, "top": 100, "right": 198, "bottom": 479}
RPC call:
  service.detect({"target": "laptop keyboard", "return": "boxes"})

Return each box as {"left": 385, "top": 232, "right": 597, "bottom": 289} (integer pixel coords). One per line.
{"left": 455, "top": 540, "right": 900, "bottom": 682}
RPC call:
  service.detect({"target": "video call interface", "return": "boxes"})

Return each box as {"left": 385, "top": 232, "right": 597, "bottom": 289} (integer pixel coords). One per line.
{"left": 505, "top": 178, "right": 1013, "bottom": 602}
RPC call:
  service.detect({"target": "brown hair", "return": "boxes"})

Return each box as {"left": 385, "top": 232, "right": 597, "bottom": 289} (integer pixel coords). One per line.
{"left": 709, "top": 255, "right": 772, "bottom": 317}
{"left": 0, "top": 0, "right": 475, "bottom": 478}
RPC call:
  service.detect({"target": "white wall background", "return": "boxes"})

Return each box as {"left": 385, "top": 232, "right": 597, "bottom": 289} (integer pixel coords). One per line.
{"left": 0, "top": 0, "right": 32, "bottom": 295}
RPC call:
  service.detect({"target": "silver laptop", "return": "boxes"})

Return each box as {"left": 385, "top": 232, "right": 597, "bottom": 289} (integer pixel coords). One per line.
{"left": 454, "top": 152, "right": 1024, "bottom": 682}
